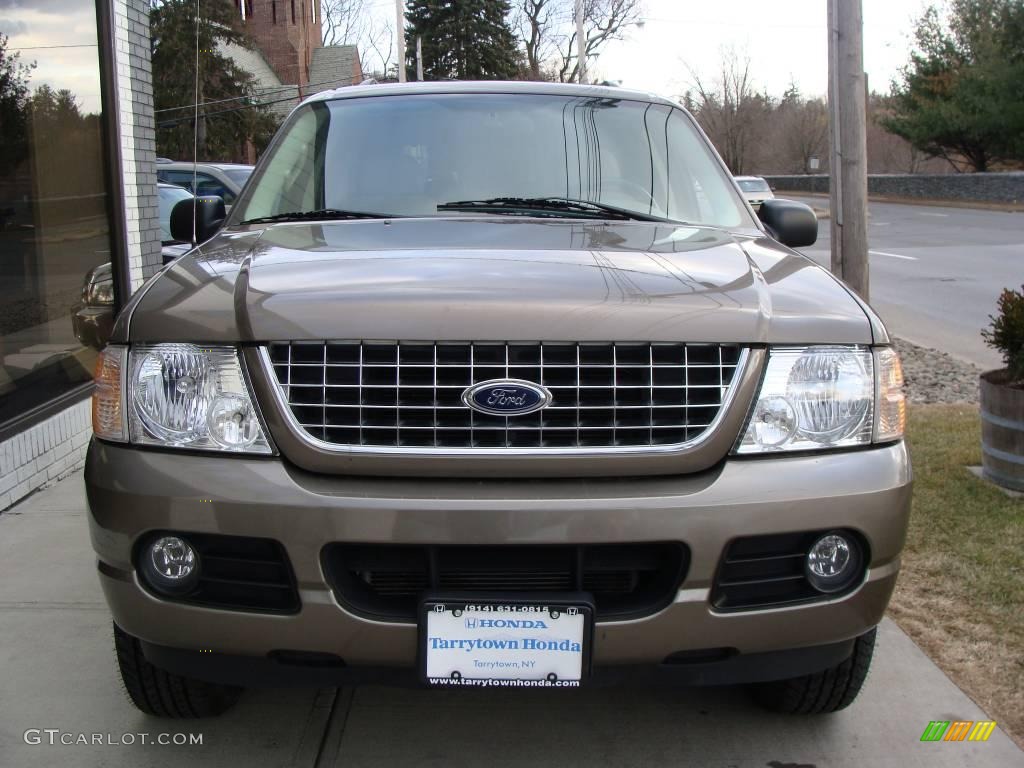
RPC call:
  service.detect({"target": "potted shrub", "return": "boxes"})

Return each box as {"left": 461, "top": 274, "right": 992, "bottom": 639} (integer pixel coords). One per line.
{"left": 980, "top": 285, "right": 1024, "bottom": 491}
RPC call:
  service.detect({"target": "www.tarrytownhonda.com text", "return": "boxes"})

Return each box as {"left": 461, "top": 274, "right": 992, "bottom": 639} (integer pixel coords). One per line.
{"left": 24, "top": 730, "right": 202, "bottom": 746}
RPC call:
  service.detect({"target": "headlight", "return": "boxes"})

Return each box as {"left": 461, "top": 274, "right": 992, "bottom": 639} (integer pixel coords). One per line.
{"left": 126, "top": 344, "right": 271, "bottom": 453}
{"left": 737, "top": 346, "right": 875, "bottom": 454}
{"left": 85, "top": 278, "right": 115, "bottom": 306}
{"left": 82, "top": 264, "right": 115, "bottom": 306}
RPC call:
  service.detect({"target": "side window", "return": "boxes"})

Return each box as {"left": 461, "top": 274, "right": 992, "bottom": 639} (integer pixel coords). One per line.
{"left": 240, "top": 106, "right": 320, "bottom": 221}
{"left": 164, "top": 171, "right": 196, "bottom": 192}
{"left": 666, "top": 111, "right": 742, "bottom": 227}
{"left": 194, "top": 173, "right": 235, "bottom": 205}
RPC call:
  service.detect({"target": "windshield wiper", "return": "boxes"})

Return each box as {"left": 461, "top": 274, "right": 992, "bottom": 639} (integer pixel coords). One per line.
{"left": 240, "top": 208, "right": 397, "bottom": 225}
{"left": 437, "top": 196, "right": 675, "bottom": 223}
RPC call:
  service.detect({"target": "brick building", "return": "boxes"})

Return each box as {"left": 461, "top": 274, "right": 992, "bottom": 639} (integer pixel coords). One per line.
{"left": 237, "top": 0, "right": 322, "bottom": 88}
{"left": 227, "top": 1, "right": 362, "bottom": 120}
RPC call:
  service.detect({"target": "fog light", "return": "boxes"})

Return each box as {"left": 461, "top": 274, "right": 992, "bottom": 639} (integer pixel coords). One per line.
{"left": 141, "top": 535, "right": 199, "bottom": 595}
{"left": 805, "top": 533, "right": 861, "bottom": 593}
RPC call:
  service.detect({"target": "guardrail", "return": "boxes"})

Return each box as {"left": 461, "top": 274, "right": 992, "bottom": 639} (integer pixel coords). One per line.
{"left": 761, "top": 173, "right": 1024, "bottom": 205}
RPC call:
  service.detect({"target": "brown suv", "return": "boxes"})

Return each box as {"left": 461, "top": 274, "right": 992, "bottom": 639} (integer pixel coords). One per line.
{"left": 85, "top": 82, "right": 910, "bottom": 718}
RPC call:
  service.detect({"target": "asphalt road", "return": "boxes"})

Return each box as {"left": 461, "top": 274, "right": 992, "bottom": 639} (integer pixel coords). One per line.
{"left": 787, "top": 195, "right": 1022, "bottom": 369}
{"left": 2, "top": 473, "right": 1021, "bottom": 767}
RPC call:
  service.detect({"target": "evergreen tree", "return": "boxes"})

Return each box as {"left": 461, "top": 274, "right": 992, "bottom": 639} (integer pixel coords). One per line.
{"left": 0, "top": 34, "right": 33, "bottom": 175}
{"left": 150, "top": 0, "right": 279, "bottom": 161}
{"left": 405, "top": 0, "right": 521, "bottom": 80}
{"left": 883, "top": 0, "right": 1024, "bottom": 171}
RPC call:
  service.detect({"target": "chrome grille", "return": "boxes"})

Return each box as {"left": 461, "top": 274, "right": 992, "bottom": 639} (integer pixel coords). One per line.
{"left": 265, "top": 342, "right": 744, "bottom": 450}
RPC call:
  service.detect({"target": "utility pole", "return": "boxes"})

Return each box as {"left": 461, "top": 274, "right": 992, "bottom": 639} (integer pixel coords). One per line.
{"left": 827, "top": 0, "right": 869, "bottom": 300}
{"left": 416, "top": 36, "right": 423, "bottom": 81}
{"left": 575, "top": 0, "right": 587, "bottom": 84}
{"left": 396, "top": 0, "right": 407, "bottom": 83}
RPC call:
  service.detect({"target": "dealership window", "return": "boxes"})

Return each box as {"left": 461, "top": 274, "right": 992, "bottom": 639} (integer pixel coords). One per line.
{"left": 0, "top": 1, "right": 117, "bottom": 430}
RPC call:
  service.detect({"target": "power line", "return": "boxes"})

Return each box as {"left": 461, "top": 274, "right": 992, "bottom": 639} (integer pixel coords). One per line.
{"left": 9, "top": 44, "right": 98, "bottom": 51}
{"left": 156, "top": 87, "right": 324, "bottom": 128}
{"left": 155, "top": 73, "right": 357, "bottom": 114}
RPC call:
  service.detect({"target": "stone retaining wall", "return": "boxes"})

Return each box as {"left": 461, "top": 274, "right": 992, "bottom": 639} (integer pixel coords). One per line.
{"left": 762, "top": 173, "right": 1024, "bottom": 204}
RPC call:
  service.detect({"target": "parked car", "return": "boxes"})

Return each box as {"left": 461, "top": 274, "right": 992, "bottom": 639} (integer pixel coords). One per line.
{"left": 86, "top": 81, "right": 909, "bottom": 719}
{"left": 735, "top": 175, "right": 775, "bottom": 208}
{"left": 155, "top": 160, "right": 253, "bottom": 208}
{"left": 72, "top": 184, "right": 198, "bottom": 349}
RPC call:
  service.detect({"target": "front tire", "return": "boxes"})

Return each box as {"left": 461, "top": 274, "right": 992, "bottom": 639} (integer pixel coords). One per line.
{"left": 113, "top": 623, "right": 242, "bottom": 718}
{"left": 751, "top": 628, "right": 876, "bottom": 714}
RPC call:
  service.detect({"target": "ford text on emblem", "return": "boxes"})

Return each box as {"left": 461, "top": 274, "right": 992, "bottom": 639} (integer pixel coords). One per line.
{"left": 462, "top": 379, "right": 552, "bottom": 416}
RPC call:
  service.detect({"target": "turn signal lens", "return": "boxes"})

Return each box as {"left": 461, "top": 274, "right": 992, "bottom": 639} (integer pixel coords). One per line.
{"left": 874, "top": 347, "right": 905, "bottom": 441}
{"left": 92, "top": 345, "right": 127, "bottom": 442}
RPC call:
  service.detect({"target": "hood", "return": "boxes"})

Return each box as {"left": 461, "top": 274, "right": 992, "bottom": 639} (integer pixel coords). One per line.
{"left": 121, "top": 218, "right": 874, "bottom": 344}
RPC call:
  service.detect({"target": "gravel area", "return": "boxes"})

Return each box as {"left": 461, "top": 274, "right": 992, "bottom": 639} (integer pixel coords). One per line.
{"left": 893, "top": 338, "right": 983, "bottom": 404}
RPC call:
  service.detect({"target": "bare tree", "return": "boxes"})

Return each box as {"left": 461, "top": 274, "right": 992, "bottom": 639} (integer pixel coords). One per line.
{"left": 777, "top": 93, "right": 828, "bottom": 174}
{"left": 322, "top": 0, "right": 367, "bottom": 47}
{"left": 363, "top": 18, "right": 396, "bottom": 79}
{"left": 516, "top": 0, "right": 560, "bottom": 80}
{"left": 320, "top": 1, "right": 394, "bottom": 79}
{"left": 685, "top": 49, "right": 767, "bottom": 175}
{"left": 515, "top": 0, "right": 642, "bottom": 82}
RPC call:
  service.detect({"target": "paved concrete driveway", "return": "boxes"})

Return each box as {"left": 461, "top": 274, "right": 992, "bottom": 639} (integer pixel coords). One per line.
{"left": 1, "top": 472, "right": 1020, "bottom": 767}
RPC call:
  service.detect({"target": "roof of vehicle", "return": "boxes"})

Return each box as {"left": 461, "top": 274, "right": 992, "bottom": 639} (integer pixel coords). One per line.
{"left": 734, "top": 176, "right": 767, "bottom": 182}
{"left": 302, "top": 80, "right": 679, "bottom": 109}
{"left": 156, "top": 161, "right": 254, "bottom": 171}
{"left": 157, "top": 182, "right": 192, "bottom": 191}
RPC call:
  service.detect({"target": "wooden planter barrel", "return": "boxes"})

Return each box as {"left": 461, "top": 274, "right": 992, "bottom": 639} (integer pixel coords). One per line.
{"left": 980, "top": 370, "right": 1024, "bottom": 491}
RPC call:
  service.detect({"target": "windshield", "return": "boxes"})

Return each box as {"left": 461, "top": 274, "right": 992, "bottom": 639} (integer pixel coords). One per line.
{"left": 157, "top": 185, "right": 193, "bottom": 242}
{"left": 737, "top": 178, "right": 770, "bottom": 193}
{"left": 233, "top": 93, "right": 753, "bottom": 229}
{"left": 224, "top": 167, "right": 253, "bottom": 186}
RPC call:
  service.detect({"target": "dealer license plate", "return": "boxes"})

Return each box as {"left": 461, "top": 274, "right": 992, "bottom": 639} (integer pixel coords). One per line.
{"left": 421, "top": 598, "right": 592, "bottom": 688}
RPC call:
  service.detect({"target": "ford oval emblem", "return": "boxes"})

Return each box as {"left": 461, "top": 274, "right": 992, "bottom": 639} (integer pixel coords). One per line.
{"left": 462, "top": 379, "right": 552, "bottom": 416}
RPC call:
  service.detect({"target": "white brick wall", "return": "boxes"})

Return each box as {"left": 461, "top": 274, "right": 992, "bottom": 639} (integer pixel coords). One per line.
{"left": 0, "top": 400, "right": 92, "bottom": 511}
{"left": 113, "top": 0, "right": 162, "bottom": 289}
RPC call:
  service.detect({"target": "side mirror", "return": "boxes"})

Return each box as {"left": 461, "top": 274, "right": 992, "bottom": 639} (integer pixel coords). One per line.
{"left": 757, "top": 199, "right": 818, "bottom": 248}
{"left": 169, "top": 196, "right": 226, "bottom": 245}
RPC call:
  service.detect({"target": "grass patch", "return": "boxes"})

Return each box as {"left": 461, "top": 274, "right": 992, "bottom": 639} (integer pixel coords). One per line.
{"left": 889, "top": 404, "right": 1024, "bottom": 747}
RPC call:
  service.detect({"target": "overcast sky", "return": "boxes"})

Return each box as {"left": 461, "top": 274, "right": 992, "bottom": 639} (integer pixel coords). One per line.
{"left": 0, "top": 0, "right": 102, "bottom": 112}
{"left": 595, "top": 0, "right": 932, "bottom": 99}
{"left": 0, "top": 0, "right": 933, "bottom": 115}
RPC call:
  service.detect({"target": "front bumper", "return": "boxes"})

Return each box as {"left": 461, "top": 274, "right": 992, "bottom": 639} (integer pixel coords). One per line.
{"left": 85, "top": 440, "right": 911, "bottom": 675}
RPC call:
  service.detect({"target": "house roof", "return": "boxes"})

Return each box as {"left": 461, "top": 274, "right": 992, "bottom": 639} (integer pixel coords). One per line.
{"left": 219, "top": 42, "right": 298, "bottom": 119}
{"left": 308, "top": 45, "right": 361, "bottom": 95}
{"left": 221, "top": 42, "right": 282, "bottom": 89}
{"left": 220, "top": 43, "right": 362, "bottom": 121}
